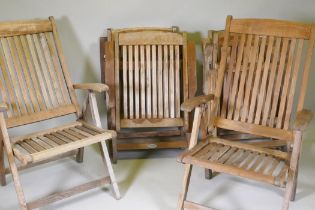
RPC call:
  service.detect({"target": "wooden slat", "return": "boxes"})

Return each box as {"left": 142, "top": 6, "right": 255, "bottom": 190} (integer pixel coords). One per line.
{"left": 7, "top": 37, "right": 33, "bottom": 114}
{"left": 163, "top": 45, "right": 169, "bottom": 117}
{"left": 120, "top": 118, "right": 184, "bottom": 128}
{"left": 221, "top": 35, "right": 239, "bottom": 118}
{"left": 269, "top": 38, "right": 289, "bottom": 127}
{"left": 247, "top": 36, "right": 267, "bottom": 123}
{"left": 50, "top": 17, "right": 81, "bottom": 116}
{"left": 33, "top": 33, "right": 59, "bottom": 108}
{"left": 30, "top": 132, "right": 112, "bottom": 162}
{"left": 276, "top": 39, "right": 297, "bottom": 129}
{"left": 114, "top": 33, "right": 120, "bottom": 130}
{"left": 128, "top": 45, "right": 134, "bottom": 119}
{"left": 283, "top": 39, "right": 304, "bottom": 129}
{"left": 1, "top": 37, "right": 27, "bottom": 115}
{"left": 134, "top": 45, "right": 140, "bottom": 119}
{"left": 152, "top": 45, "right": 157, "bottom": 118}
{"left": 240, "top": 35, "right": 260, "bottom": 121}
{"left": 6, "top": 104, "right": 77, "bottom": 128}
{"left": 56, "top": 131, "right": 79, "bottom": 142}
{"left": 184, "top": 201, "right": 217, "bottom": 210}
{"left": 26, "top": 34, "right": 52, "bottom": 109}
{"left": 210, "top": 138, "right": 289, "bottom": 160}
{"left": 119, "top": 31, "right": 183, "bottom": 45}
{"left": 169, "top": 45, "right": 175, "bottom": 118}
{"left": 175, "top": 45, "right": 180, "bottom": 118}
{"left": 44, "top": 32, "right": 70, "bottom": 104}
{"left": 146, "top": 45, "right": 152, "bottom": 118}
{"left": 230, "top": 19, "right": 311, "bottom": 39}
{"left": 39, "top": 33, "right": 64, "bottom": 105}
{"left": 214, "top": 117, "right": 294, "bottom": 142}
{"left": 254, "top": 36, "right": 275, "bottom": 124}
{"left": 31, "top": 137, "right": 52, "bottom": 149}
{"left": 20, "top": 35, "right": 46, "bottom": 111}
{"left": 157, "top": 45, "right": 163, "bottom": 118}
{"left": 13, "top": 36, "right": 40, "bottom": 112}
{"left": 261, "top": 38, "right": 282, "bottom": 125}
{"left": 140, "top": 45, "right": 146, "bottom": 118}
{"left": 0, "top": 19, "right": 52, "bottom": 37}
{"left": 0, "top": 38, "right": 19, "bottom": 116}
{"left": 227, "top": 34, "right": 245, "bottom": 119}
{"left": 122, "top": 45, "right": 128, "bottom": 118}
{"left": 233, "top": 34, "right": 252, "bottom": 120}
{"left": 27, "top": 177, "right": 110, "bottom": 210}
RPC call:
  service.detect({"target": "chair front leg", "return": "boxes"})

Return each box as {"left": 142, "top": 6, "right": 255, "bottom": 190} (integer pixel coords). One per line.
{"left": 283, "top": 130, "right": 303, "bottom": 210}
{"left": 178, "top": 107, "right": 203, "bottom": 210}
{"left": 87, "top": 91, "right": 121, "bottom": 199}
{"left": 0, "top": 113, "right": 28, "bottom": 210}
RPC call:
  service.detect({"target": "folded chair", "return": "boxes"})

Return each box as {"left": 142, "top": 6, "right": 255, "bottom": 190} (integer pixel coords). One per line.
{"left": 0, "top": 17, "right": 120, "bottom": 210}
{"left": 177, "top": 16, "right": 314, "bottom": 210}
{"left": 100, "top": 27, "right": 197, "bottom": 160}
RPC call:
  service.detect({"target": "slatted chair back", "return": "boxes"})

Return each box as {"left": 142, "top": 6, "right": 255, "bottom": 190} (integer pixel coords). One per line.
{"left": 0, "top": 17, "right": 80, "bottom": 128}
{"left": 108, "top": 28, "right": 190, "bottom": 131}
{"left": 213, "top": 16, "right": 315, "bottom": 142}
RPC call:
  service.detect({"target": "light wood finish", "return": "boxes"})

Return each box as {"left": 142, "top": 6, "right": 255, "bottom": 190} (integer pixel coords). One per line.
{"left": 102, "top": 27, "right": 196, "bottom": 151}
{"left": 178, "top": 16, "right": 314, "bottom": 210}
{"left": 0, "top": 17, "right": 120, "bottom": 210}
{"left": 73, "top": 83, "right": 109, "bottom": 93}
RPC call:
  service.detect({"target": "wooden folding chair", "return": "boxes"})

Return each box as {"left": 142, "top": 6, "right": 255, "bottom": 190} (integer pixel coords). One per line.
{"left": 0, "top": 17, "right": 120, "bottom": 210}
{"left": 100, "top": 27, "right": 196, "bottom": 160}
{"left": 177, "top": 16, "right": 314, "bottom": 210}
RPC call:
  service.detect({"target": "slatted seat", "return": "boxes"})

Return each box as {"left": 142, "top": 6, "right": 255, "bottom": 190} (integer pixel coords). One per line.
{"left": 177, "top": 16, "right": 314, "bottom": 210}
{"left": 0, "top": 17, "right": 120, "bottom": 210}
{"left": 179, "top": 138, "right": 289, "bottom": 187}
{"left": 12, "top": 121, "right": 115, "bottom": 165}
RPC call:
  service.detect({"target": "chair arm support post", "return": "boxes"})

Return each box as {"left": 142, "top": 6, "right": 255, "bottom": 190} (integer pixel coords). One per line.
{"left": 188, "top": 107, "right": 203, "bottom": 149}
{"left": 181, "top": 94, "right": 214, "bottom": 112}
{"left": 73, "top": 83, "right": 109, "bottom": 93}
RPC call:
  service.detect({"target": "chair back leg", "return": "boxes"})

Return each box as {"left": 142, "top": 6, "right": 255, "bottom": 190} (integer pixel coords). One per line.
{"left": 76, "top": 148, "right": 85, "bottom": 163}
{"left": 0, "top": 137, "right": 6, "bottom": 186}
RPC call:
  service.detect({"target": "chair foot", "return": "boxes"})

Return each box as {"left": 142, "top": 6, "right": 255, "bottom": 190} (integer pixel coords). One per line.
{"left": 76, "top": 148, "right": 84, "bottom": 163}
{"left": 205, "top": 169, "right": 213, "bottom": 180}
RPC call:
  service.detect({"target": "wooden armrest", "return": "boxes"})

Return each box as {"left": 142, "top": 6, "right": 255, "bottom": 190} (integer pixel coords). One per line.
{"left": 181, "top": 94, "right": 214, "bottom": 112}
{"left": 73, "top": 83, "right": 109, "bottom": 93}
{"left": 0, "top": 103, "right": 8, "bottom": 112}
{"left": 294, "top": 109, "right": 313, "bottom": 131}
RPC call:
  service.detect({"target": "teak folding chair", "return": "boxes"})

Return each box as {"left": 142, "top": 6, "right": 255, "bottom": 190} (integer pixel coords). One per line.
{"left": 177, "top": 16, "right": 314, "bottom": 210}
{"left": 0, "top": 17, "right": 120, "bottom": 210}
{"left": 100, "top": 27, "right": 196, "bottom": 159}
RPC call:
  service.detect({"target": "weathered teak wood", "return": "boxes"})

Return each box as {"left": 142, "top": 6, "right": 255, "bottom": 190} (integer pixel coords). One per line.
{"left": 178, "top": 16, "right": 314, "bottom": 210}
{"left": 100, "top": 27, "right": 196, "bottom": 155}
{"left": 0, "top": 17, "right": 120, "bottom": 210}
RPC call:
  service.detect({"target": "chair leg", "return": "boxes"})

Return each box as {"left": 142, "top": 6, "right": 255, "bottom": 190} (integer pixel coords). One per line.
{"left": 205, "top": 169, "right": 213, "bottom": 180}
{"left": 290, "top": 163, "right": 299, "bottom": 201}
{"left": 0, "top": 138, "right": 6, "bottom": 186}
{"left": 99, "top": 141, "right": 121, "bottom": 199}
{"left": 6, "top": 151, "right": 28, "bottom": 209}
{"left": 283, "top": 171, "right": 295, "bottom": 210}
{"left": 76, "top": 148, "right": 85, "bottom": 163}
{"left": 177, "top": 164, "right": 192, "bottom": 210}
{"left": 111, "top": 137, "right": 118, "bottom": 164}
